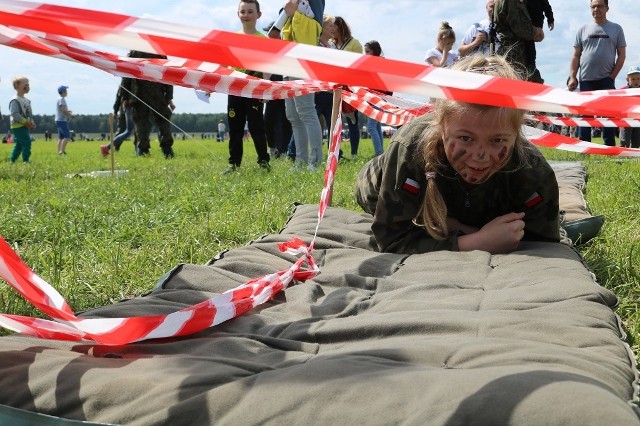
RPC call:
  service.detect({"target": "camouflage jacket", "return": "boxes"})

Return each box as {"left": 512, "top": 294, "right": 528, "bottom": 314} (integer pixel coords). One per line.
{"left": 493, "top": 0, "right": 537, "bottom": 46}
{"left": 355, "top": 114, "right": 561, "bottom": 254}
{"left": 121, "top": 77, "right": 173, "bottom": 109}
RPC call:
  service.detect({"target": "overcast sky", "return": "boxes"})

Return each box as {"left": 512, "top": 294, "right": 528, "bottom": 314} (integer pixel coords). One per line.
{"left": 1, "top": 0, "right": 638, "bottom": 118}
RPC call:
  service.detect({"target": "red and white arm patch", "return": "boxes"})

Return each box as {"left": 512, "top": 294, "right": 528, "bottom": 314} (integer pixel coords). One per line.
{"left": 525, "top": 192, "right": 543, "bottom": 208}
{"left": 401, "top": 178, "right": 420, "bottom": 195}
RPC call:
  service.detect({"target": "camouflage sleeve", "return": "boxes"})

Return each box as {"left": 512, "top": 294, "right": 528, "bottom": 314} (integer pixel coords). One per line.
{"left": 163, "top": 84, "right": 173, "bottom": 102}
{"left": 121, "top": 77, "right": 133, "bottom": 101}
{"left": 355, "top": 119, "right": 459, "bottom": 254}
{"left": 520, "top": 152, "right": 561, "bottom": 242}
{"left": 495, "top": 0, "right": 536, "bottom": 41}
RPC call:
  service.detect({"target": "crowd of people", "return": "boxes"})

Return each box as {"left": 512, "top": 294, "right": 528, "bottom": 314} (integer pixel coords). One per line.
{"left": 4, "top": 0, "right": 636, "bottom": 167}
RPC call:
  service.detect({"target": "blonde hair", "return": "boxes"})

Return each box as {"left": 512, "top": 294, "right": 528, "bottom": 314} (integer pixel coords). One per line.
{"left": 437, "top": 21, "right": 455, "bottom": 42}
{"left": 12, "top": 76, "right": 28, "bottom": 89}
{"left": 418, "top": 54, "right": 531, "bottom": 240}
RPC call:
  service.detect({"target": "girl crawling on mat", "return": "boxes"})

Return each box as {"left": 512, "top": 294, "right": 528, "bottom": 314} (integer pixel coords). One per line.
{"left": 355, "top": 54, "right": 561, "bottom": 255}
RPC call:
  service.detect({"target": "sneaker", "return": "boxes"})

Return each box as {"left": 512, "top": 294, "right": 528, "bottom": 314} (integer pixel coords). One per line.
{"left": 258, "top": 160, "right": 271, "bottom": 171}
{"left": 223, "top": 164, "right": 238, "bottom": 175}
{"left": 100, "top": 145, "right": 109, "bottom": 157}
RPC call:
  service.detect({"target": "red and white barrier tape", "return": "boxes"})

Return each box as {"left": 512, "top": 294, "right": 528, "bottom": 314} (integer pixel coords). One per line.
{"left": 527, "top": 114, "right": 640, "bottom": 128}
{"left": 525, "top": 126, "right": 640, "bottom": 156}
{"left": 1, "top": 0, "right": 640, "bottom": 118}
{"left": 0, "top": 237, "right": 321, "bottom": 344}
{"left": 342, "top": 88, "right": 430, "bottom": 127}
{"left": 0, "top": 25, "right": 422, "bottom": 125}
{"left": 0, "top": 25, "right": 337, "bottom": 100}
{"left": 0, "top": 100, "right": 344, "bottom": 346}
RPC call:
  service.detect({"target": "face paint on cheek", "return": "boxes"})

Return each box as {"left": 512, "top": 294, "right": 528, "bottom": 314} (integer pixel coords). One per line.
{"left": 498, "top": 146, "right": 508, "bottom": 160}
{"left": 451, "top": 147, "right": 467, "bottom": 164}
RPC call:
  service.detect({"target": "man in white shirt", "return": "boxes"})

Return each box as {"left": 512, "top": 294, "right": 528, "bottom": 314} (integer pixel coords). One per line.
{"left": 458, "top": 0, "right": 499, "bottom": 58}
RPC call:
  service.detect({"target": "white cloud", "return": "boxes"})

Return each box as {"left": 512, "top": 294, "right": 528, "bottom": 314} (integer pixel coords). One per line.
{"left": 0, "top": 0, "right": 638, "bottom": 118}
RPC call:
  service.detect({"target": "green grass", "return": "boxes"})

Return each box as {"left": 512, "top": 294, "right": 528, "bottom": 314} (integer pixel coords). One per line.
{"left": 0, "top": 136, "right": 638, "bottom": 361}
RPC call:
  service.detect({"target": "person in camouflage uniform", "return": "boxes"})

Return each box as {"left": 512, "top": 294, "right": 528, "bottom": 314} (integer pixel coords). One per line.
{"left": 355, "top": 55, "right": 561, "bottom": 255}
{"left": 121, "top": 50, "right": 175, "bottom": 158}
{"left": 493, "top": 0, "right": 545, "bottom": 83}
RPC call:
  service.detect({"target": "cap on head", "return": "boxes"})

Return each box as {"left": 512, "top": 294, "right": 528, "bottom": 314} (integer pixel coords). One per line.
{"left": 627, "top": 65, "right": 640, "bottom": 76}
{"left": 58, "top": 85, "right": 69, "bottom": 94}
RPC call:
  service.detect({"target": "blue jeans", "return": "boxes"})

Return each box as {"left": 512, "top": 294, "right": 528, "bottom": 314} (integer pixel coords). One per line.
{"left": 367, "top": 117, "right": 384, "bottom": 156}
{"left": 106, "top": 107, "right": 133, "bottom": 150}
{"left": 286, "top": 134, "right": 296, "bottom": 158}
{"left": 315, "top": 92, "right": 333, "bottom": 144}
{"left": 345, "top": 113, "right": 360, "bottom": 156}
{"left": 56, "top": 120, "right": 71, "bottom": 139}
{"left": 285, "top": 89, "right": 323, "bottom": 167}
{"left": 578, "top": 77, "right": 616, "bottom": 146}
{"left": 315, "top": 91, "right": 344, "bottom": 159}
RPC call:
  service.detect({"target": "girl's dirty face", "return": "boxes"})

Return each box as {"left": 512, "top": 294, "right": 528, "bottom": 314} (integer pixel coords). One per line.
{"left": 441, "top": 106, "right": 517, "bottom": 185}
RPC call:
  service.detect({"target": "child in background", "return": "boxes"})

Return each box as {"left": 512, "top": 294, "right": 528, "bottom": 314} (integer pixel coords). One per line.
{"left": 620, "top": 65, "right": 640, "bottom": 148}
{"left": 55, "top": 85, "right": 72, "bottom": 155}
{"left": 223, "top": 0, "right": 271, "bottom": 174}
{"left": 425, "top": 21, "right": 458, "bottom": 67}
{"left": 355, "top": 54, "right": 561, "bottom": 254}
{"left": 100, "top": 84, "right": 134, "bottom": 156}
{"left": 9, "top": 76, "right": 36, "bottom": 163}
{"left": 332, "top": 16, "right": 363, "bottom": 158}
{"left": 363, "top": 40, "right": 392, "bottom": 156}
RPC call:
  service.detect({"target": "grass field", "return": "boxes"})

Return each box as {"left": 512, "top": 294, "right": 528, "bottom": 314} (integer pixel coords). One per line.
{"left": 0, "top": 135, "right": 638, "bottom": 361}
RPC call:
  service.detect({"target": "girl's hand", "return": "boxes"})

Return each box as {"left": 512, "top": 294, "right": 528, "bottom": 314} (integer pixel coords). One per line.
{"left": 458, "top": 212, "right": 525, "bottom": 253}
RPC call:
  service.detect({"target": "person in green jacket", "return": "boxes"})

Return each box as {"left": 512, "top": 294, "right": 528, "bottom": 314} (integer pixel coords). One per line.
{"left": 355, "top": 54, "right": 561, "bottom": 255}
{"left": 493, "top": 0, "right": 545, "bottom": 83}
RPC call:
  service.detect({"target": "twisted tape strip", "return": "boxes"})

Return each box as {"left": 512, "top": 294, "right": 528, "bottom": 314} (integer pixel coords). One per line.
{"left": 0, "top": 236, "right": 320, "bottom": 345}
{"left": 526, "top": 114, "right": 640, "bottom": 128}
{"left": 525, "top": 126, "right": 640, "bottom": 157}
{"left": 0, "top": 25, "right": 338, "bottom": 100}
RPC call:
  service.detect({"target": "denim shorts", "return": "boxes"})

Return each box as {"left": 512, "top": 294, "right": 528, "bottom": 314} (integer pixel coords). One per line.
{"left": 56, "top": 120, "right": 71, "bottom": 139}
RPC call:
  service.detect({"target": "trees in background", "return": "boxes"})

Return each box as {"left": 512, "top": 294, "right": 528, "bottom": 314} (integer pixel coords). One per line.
{"left": 2, "top": 113, "right": 229, "bottom": 136}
